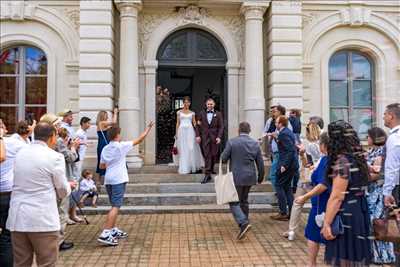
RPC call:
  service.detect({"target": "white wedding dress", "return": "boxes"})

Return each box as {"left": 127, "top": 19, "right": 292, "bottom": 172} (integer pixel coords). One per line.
{"left": 176, "top": 111, "right": 204, "bottom": 174}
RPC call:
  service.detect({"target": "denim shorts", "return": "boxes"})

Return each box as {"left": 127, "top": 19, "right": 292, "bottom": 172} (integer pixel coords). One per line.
{"left": 106, "top": 183, "right": 126, "bottom": 208}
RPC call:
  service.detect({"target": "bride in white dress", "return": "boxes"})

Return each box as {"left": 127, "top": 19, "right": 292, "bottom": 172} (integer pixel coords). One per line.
{"left": 175, "top": 97, "right": 204, "bottom": 174}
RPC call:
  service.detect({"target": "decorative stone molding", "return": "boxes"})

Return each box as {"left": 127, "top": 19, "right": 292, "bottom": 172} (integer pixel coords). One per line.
{"left": 240, "top": 2, "right": 269, "bottom": 21}
{"left": 177, "top": 5, "right": 209, "bottom": 26}
{"left": 340, "top": 7, "right": 371, "bottom": 26}
{"left": 139, "top": 11, "right": 243, "bottom": 64}
{"left": 303, "top": 10, "right": 400, "bottom": 63}
{"left": 115, "top": 0, "right": 142, "bottom": 18}
{"left": 214, "top": 15, "right": 245, "bottom": 62}
{"left": 0, "top": 1, "right": 36, "bottom": 21}
{"left": 63, "top": 8, "right": 79, "bottom": 30}
{"left": 138, "top": 11, "right": 173, "bottom": 58}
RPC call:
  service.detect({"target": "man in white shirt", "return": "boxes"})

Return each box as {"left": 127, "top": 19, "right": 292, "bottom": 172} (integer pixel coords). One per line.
{"left": 0, "top": 121, "right": 32, "bottom": 267}
{"left": 6, "top": 122, "right": 72, "bottom": 267}
{"left": 382, "top": 103, "right": 400, "bottom": 265}
{"left": 98, "top": 122, "right": 154, "bottom": 246}
{"left": 75, "top": 116, "right": 91, "bottom": 175}
{"left": 58, "top": 109, "right": 76, "bottom": 138}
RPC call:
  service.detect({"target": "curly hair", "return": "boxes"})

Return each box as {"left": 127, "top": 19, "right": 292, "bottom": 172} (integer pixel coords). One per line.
{"left": 326, "top": 120, "right": 369, "bottom": 184}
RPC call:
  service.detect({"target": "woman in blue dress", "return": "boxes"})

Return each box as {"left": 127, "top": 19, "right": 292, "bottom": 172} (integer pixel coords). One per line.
{"left": 321, "top": 120, "right": 372, "bottom": 267}
{"left": 96, "top": 108, "right": 118, "bottom": 189}
{"left": 295, "top": 132, "right": 330, "bottom": 267}
{"left": 365, "top": 127, "right": 395, "bottom": 265}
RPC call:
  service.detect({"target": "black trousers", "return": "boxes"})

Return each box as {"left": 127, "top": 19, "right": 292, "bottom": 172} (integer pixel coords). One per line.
{"left": 0, "top": 193, "right": 13, "bottom": 267}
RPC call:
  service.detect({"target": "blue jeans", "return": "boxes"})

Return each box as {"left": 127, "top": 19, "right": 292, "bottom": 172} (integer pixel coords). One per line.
{"left": 276, "top": 182, "right": 294, "bottom": 215}
{"left": 229, "top": 186, "right": 251, "bottom": 226}
{"left": 0, "top": 193, "right": 13, "bottom": 267}
{"left": 269, "top": 152, "right": 279, "bottom": 191}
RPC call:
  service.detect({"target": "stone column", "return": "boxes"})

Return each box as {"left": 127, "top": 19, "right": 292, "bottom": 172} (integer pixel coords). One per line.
{"left": 115, "top": 0, "right": 142, "bottom": 168}
{"left": 241, "top": 2, "right": 269, "bottom": 139}
{"left": 143, "top": 60, "right": 158, "bottom": 165}
{"left": 226, "top": 62, "right": 241, "bottom": 139}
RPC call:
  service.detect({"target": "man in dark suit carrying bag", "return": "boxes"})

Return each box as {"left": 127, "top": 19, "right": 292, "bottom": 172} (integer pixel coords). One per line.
{"left": 196, "top": 98, "right": 224, "bottom": 184}
{"left": 270, "top": 115, "right": 299, "bottom": 221}
{"left": 221, "top": 122, "right": 265, "bottom": 240}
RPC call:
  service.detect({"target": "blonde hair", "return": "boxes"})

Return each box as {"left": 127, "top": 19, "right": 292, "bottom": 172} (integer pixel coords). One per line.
{"left": 306, "top": 122, "right": 321, "bottom": 142}
{"left": 96, "top": 111, "right": 108, "bottom": 127}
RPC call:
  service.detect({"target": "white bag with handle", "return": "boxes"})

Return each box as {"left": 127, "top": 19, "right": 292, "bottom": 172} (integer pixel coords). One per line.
{"left": 214, "top": 160, "right": 239, "bottom": 205}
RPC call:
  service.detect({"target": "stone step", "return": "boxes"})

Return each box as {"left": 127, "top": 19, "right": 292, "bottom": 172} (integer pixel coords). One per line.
{"left": 93, "top": 192, "right": 276, "bottom": 206}
{"left": 128, "top": 164, "right": 271, "bottom": 175}
{"left": 80, "top": 204, "right": 276, "bottom": 215}
{"left": 80, "top": 203, "right": 311, "bottom": 215}
{"left": 128, "top": 173, "right": 205, "bottom": 183}
{"left": 108, "top": 182, "right": 273, "bottom": 194}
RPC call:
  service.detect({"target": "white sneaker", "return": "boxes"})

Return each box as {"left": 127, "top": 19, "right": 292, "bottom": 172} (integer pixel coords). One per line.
{"left": 111, "top": 228, "right": 128, "bottom": 239}
{"left": 288, "top": 231, "right": 295, "bottom": 241}
{"left": 97, "top": 234, "right": 118, "bottom": 246}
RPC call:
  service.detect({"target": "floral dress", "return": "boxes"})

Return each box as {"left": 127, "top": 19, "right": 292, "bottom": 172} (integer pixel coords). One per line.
{"left": 366, "top": 147, "right": 395, "bottom": 264}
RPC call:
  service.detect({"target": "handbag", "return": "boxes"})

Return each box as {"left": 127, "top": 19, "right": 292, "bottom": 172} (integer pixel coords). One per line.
{"left": 214, "top": 160, "right": 239, "bottom": 205}
{"left": 331, "top": 214, "right": 344, "bottom": 237}
{"left": 315, "top": 195, "right": 344, "bottom": 237}
{"left": 373, "top": 206, "right": 400, "bottom": 244}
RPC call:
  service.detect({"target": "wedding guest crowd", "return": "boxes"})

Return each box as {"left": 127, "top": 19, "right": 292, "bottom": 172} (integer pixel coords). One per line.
{"left": 0, "top": 100, "right": 399, "bottom": 266}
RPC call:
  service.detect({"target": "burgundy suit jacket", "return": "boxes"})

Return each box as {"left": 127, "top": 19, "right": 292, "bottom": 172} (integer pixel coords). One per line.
{"left": 195, "top": 110, "right": 224, "bottom": 142}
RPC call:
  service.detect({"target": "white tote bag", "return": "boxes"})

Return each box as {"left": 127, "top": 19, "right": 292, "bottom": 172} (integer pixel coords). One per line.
{"left": 214, "top": 160, "right": 239, "bottom": 205}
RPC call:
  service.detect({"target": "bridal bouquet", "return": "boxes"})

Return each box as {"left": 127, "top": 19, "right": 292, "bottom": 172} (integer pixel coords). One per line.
{"left": 171, "top": 146, "right": 178, "bottom": 155}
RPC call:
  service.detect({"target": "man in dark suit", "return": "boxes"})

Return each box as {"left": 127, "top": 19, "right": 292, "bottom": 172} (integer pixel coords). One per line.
{"left": 221, "top": 122, "right": 264, "bottom": 240}
{"left": 196, "top": 98, "right": 224, "bottom": 184}
{"left": 271, "top": 115, "right": 299, "bottom": 221}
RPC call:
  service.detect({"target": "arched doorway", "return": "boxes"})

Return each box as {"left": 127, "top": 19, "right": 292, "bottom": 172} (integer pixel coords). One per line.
{"left": 155, "top": 28, "right": 228, "bottom": 164}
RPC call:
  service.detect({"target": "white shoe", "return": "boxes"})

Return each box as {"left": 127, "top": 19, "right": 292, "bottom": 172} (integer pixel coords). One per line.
{"left": 66, "top": 218, "right": 76, "bottom": 225}
{"left": 288, "top": 231, "right": 295, "bottom": 241}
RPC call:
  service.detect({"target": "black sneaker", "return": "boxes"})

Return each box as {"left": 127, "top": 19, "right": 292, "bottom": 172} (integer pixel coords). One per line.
{"left": 111, "top": 228, "right": 128, "bottom": 239}
{"left": 59, "top": 241, "right": 74, "bottom": 251}
{"left": 97, "top": 234, "right": 118, "bottom": 246}
{"left": 237, "top": 223, "right": 251, "bottom": 240}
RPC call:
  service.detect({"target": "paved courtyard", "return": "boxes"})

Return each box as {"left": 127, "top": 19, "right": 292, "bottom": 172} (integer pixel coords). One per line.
{"left": 58, "top": 213, "right": 326, "bottom": 267}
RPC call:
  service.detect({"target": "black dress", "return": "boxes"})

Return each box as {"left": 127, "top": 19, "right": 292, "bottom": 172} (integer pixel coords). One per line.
{"left": 324, "top": 154, "right": 372, "bottom": 267}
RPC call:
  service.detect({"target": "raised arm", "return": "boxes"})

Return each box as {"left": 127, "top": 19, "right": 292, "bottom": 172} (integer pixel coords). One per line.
{"left": 52, "top": 153, "right": 71, "bottom": 200}
{"left": 132, "top": 121, "right": 155, "bottom": 146}
{"left": 112, "top": 107, "right": 118, "bottom": 123}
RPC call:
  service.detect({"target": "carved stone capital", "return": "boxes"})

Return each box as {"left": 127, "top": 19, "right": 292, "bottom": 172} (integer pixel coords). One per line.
{"left": 240, "top": 2, "right": 269, "bottom": 21}
{"left": 177, "top": 5, "right": 209, "bottom": 26}
{"left": 0, "top": 1, "right": 36, "bottom": 21}
{"left": 115, "top": 0, "right": 142, "bottom": 18}
{"left": 340, "top": 7, "right": 371, "bottom": 27}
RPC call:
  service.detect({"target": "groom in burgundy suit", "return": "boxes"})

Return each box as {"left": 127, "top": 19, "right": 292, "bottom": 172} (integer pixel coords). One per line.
{"left": 195, "top": 98, "right": 224, "bottom": 184}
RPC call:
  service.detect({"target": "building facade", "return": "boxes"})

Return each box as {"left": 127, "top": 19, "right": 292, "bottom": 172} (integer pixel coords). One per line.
{"left": 1, "top": 0, "right": 400, "bottom": 167}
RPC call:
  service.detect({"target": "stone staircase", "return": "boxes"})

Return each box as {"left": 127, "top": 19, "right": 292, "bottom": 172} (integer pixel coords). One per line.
{"left": 81, "top": 165, "right": 279, "bottom": 214}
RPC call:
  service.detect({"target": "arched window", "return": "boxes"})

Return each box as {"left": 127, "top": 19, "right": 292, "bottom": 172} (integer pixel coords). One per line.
{"left": 329, "top": 51, "right": 373, "bottom": 139}
{"left": 0, "top": 46, "right": 47, "bottom": 133}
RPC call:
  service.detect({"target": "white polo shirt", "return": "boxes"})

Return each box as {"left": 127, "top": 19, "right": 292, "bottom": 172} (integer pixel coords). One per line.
{"left": 0, "top": 134, "right": 30, "bottom": 192}
{"left": 100, "top": 141, "right": 133, "bottom": 185}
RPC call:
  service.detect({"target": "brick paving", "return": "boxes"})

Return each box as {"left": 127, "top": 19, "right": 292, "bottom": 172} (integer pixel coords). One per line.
{"left": 58, "top": 213, "right": 327, "bottom": 267}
